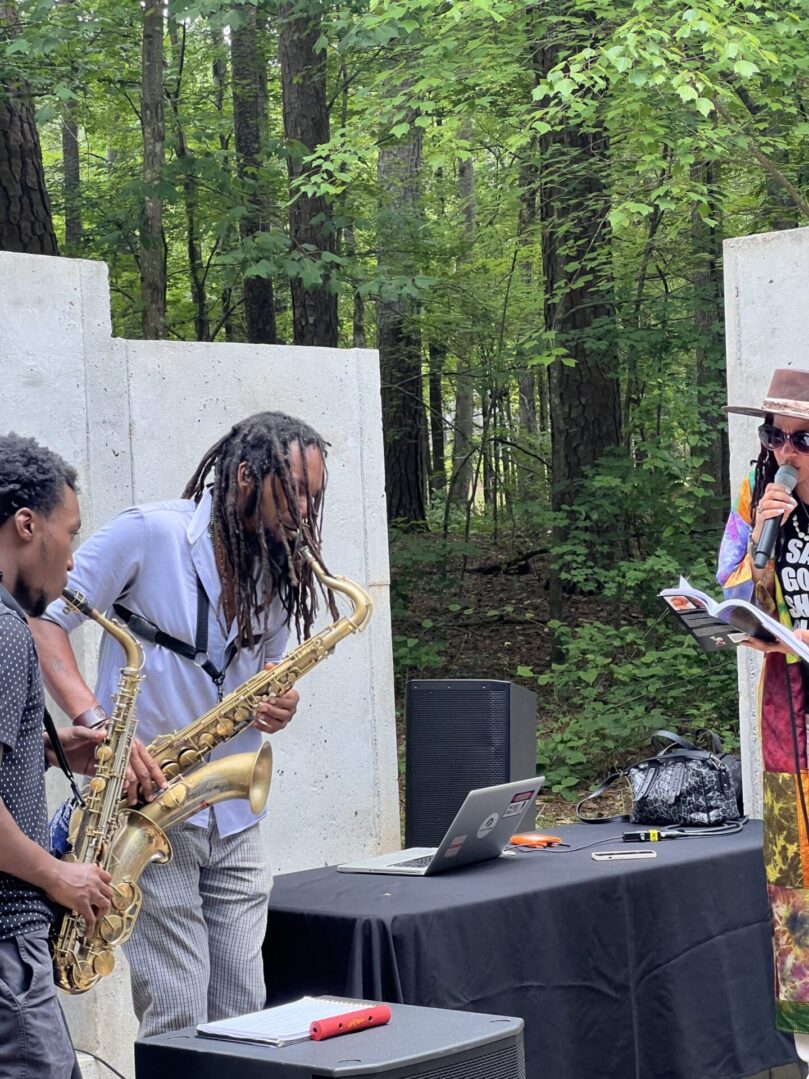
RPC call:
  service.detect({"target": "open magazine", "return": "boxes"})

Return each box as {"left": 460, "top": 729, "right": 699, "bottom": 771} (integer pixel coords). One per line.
{"left": 659, "top": 578, "right": 809, "bottom": 660}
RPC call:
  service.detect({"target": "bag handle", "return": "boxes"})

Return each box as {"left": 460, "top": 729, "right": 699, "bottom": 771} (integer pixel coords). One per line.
{"left": 652, "top": 728, "right": 725, "bottom": 755}
{"left": 576, "top": 773, "right": 630, "bottom": 824}
{"left": 652, "top": 729, "right": 696, "bottom": 753}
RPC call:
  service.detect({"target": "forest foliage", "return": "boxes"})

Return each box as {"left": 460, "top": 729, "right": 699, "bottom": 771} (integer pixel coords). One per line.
{"left": 3, "top": 0, "right": 808, "bottom": 792}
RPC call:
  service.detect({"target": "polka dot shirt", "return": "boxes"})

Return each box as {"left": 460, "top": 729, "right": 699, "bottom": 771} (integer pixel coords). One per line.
{"left": 0, "top": 598, "right": 51, "bottom": 939}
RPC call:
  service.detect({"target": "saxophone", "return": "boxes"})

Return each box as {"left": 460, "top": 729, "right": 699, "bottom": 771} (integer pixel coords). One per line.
{"left": 52, "top": 592, "right": 274, "bottom": 994}
{"left": 55, "top": 547, "right": 370, "bottom": 994}
{"left": 51, "top": 588, "right": 146, "bottom": 993}
{"left": 143, "top": 546, "right": 372, "bottom": 782}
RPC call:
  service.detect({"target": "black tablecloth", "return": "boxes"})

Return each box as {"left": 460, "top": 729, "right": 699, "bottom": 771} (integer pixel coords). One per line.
{"left": 263, "top": 821, "right": 799, "bottom": 1079}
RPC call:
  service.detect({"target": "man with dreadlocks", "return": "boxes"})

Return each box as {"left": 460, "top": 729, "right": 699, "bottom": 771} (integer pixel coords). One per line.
{"left": 31, "top": 412, "right": 330, "bottom": 1038}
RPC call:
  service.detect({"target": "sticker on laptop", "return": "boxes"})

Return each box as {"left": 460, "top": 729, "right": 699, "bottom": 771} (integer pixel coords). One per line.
{"left": 444, "top": 835, "right": 467, "bottom": 858}
{"left": 503, "top": 789, "right": 536, "bottom": 818}
{"left": 477, "top": 813, "right": 499, "bottom": 839}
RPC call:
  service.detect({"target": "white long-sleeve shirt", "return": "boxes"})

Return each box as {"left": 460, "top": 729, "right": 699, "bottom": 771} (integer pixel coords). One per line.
{"left": 43, "top": 489, "right": 289, "bottom": 836}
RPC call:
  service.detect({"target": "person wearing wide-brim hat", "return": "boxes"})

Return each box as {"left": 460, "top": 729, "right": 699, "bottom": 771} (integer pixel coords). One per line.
{"left": 719, "top": 366, "right": 809, "bottom": 1050}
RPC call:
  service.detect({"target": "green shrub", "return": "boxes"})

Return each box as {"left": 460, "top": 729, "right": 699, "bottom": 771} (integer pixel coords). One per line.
{"left": 522, "top": 617, "right": 739, "bottom": 797}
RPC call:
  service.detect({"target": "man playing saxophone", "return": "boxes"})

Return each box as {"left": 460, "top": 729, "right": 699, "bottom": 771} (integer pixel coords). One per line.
{"left": 31, "top": 413, "right": 330, "bottom": 1039}
{"left": 0, "top": 434, "right": 112, "bottom": 1079}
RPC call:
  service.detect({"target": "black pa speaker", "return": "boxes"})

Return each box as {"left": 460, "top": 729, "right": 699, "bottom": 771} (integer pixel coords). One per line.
{"left": 405, "top": 679, "right": 538, "bottom": 847}
{"left": 135, "top": 1004, "right": 525, "bottom": 1079}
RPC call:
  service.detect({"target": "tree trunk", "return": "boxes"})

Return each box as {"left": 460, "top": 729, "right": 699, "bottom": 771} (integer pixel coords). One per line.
{"left": 0, "top": 3, "right": 58, "bottom": 254}
{"left": 168, "top": 17, "right": 209, "bottom": 341}
{"left": 210, "top": 27, "right": 237, "bottom": 342}
{"left": 534, "top": 35, "right": 622, "bottom": 621}
{"left": 377, "top": 110, "right": 426, "bottom": 524}
{"left": 517, "top": 157, "right": 538, "bottom": 439}
{"left": 61, "top": 110, "right": 81, "bottom": 253}
{"left": 231, "top": 4, "right": 276, "bottom": 343}
{"left": 428, "top": 342, "right": 446, "bottom": 492}
{"left": 692, "top": 160, "right": 729, "bottom": 527}
{"left": 141, "top": 0, "right": 165, "bottom": 339}
{"left": 449, "top": 141, "right": 476, "bottom": 510}
{"left": 278, "top": 0, "right": 338, "bottom": 347}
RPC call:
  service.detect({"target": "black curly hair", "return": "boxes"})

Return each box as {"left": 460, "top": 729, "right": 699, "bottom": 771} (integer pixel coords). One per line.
{"left": 182, "top": 412, "right": 334, "bottom": 649}
{"left": 0, "top": 433, "right": 78, "bottom": 527}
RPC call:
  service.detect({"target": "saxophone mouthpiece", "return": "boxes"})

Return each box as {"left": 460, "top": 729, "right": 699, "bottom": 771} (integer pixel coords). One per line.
{"left": 62, "top": 588, "right": 93, "bottom": 618}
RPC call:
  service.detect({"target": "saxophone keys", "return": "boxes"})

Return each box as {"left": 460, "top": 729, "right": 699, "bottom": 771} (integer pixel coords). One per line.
{"left": 112, "top": 882, "right": 137, "bottom": 910}
{"left": 199, "top": 734, "right": 216, "bottom": 750}
{"left": 95, "top": 744, "right": 113, "bottom": 765}
{"left": 179, "top": 749, "right": 198, "bottom": 769}
{"left": 215, "top": 720, "right": 235, "bottom": 738}
{"left": 92, "top": 948, "right": 116, "bottom": 976}
{"left": 160, "top": 783, "right": 188, "bottom": 810}
{"left": 162, "top": 762, "right": 180, "bottom": 780}
{"left": 89, "top": 777, "right": 106, "bottom": 795}
{"left": 98, "top": 915, "right": 124, "bottom": 943}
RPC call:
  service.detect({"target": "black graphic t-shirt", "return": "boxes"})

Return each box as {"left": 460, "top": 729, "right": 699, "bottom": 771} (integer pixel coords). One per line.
{"left": 778, "top": 504, "right": 809, "bottom": 632}
{"left": 0, "top": 599, "right": 52, "bottom": 939}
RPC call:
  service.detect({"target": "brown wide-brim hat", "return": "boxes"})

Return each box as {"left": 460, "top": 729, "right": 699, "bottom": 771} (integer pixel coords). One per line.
{"left": 724, "top": 368, "right": 809, "bottom": 421}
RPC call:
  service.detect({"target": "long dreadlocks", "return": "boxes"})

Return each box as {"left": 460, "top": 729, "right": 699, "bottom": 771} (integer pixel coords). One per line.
{"left": 751, "top": 413, "right": 780, "bottom": 525}
{"left": 182, "top": 412, "right": 334, "bottom": 650}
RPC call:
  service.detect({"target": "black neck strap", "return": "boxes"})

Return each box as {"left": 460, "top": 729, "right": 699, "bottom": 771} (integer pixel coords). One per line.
{"left": 114, "top": 575, "right": 236, "bottom": 700}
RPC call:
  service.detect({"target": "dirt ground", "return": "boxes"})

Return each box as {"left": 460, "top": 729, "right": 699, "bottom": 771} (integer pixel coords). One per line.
{"left": 390, "top": 536, "right": 633, "bottom": 826}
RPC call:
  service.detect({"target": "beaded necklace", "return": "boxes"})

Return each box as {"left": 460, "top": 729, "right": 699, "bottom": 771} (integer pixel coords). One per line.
{"left": 793, "top": 500, "right": 809, "bottom": 543}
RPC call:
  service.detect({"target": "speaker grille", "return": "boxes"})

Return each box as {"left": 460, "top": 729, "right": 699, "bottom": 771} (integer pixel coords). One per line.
{"left": 409, "top": 1038, "right": 525, "bottom": 1079}
{"left": 405, "top": 680, "right": 526, "bottom": 847}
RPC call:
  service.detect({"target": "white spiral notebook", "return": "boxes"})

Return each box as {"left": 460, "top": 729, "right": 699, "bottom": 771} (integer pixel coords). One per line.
{"left": 196, "top": 995, "right": 368, "bottom": 1047}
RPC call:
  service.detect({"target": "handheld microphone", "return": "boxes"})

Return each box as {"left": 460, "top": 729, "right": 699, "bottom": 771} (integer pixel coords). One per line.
{"left": 754, "top": 464, "right": 799, "bottom": 568}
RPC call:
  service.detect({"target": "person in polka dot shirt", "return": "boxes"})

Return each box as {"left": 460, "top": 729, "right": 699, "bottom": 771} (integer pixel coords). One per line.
{"left": 0, "top": 434, "right": 113, "bottom": 1079}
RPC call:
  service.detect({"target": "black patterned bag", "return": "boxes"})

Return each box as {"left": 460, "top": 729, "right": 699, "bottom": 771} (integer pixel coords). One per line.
{"left": 577, "top": 729, "right": 742, "bottom": 827}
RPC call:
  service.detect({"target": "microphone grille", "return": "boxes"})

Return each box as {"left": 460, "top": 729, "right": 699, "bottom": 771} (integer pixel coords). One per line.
{"left": 775, "top": 464, "right": 799, "bottom": 493}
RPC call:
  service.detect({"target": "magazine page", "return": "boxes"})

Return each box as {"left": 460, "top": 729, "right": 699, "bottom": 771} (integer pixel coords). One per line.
{"left": 659, "top": 578, "right": 809, "bottom": 662}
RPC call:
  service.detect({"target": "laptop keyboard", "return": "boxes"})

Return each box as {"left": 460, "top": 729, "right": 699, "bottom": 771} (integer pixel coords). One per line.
{"left": 393, "top": 854, "right": 434, "bottom": 869}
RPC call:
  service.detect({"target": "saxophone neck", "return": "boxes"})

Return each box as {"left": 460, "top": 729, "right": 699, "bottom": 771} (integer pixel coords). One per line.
{"left": 62, "top": 588, "right": 144, "bottom": 673}
{"left": 299, "top": 546, "right": 372, "bottom": 633}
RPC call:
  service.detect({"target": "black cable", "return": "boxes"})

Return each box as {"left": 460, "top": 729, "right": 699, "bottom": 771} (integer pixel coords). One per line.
{"left": 671, "top": 818, "right": 748, "bottom": 838}
{"left": 511, "top": 819, "right": 749, "bottom": 853}
{"left": 75, "top": 1049, "right": 128, "bottom": 1079}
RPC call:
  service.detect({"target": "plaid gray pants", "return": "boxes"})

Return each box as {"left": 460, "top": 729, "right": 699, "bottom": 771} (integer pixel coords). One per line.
{"left": 123, "top": 816, "right": 273, "bottom": 1039}
{"left": 0, "top": 932, "right": 78, "bottom": 1079}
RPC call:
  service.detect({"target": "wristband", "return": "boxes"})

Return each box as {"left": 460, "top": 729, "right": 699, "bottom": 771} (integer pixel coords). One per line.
{"left": 73, "top": 705, "right": 108, "bottom": 729}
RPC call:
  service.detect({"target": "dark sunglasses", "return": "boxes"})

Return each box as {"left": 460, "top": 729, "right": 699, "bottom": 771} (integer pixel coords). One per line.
{"left": 758, "top": 423, "right": 809, "bottom": 455}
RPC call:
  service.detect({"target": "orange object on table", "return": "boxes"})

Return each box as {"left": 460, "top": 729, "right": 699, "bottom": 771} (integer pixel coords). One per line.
{"left": 509, "top": 832, "right": 563, "bottom": 848}
{"left": 310, "top": 1004, "right": 392, "bottom": 1041}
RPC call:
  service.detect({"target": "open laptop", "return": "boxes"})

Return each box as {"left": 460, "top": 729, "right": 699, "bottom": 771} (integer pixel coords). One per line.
{"left": 337, "top": 777, "right": 545, "bottom": 876}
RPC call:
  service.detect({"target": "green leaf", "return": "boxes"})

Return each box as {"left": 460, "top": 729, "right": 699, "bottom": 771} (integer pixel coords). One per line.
{"left": 35, "top": 103, "right": 58, "bottom": 124}
{"left": 733, "top": 59, "right": 759, "bottom": 78}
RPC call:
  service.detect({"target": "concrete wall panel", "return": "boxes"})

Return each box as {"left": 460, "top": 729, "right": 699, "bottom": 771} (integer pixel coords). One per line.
{"left": 0, "top": 252, "right": 398, "bottom": 1075}
{"left": 724, "top": 225, "right": 809, "bottom": 816}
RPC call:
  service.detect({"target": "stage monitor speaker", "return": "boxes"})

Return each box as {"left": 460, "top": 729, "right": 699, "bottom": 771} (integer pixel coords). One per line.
{"left": 405, "top": 678, "right": 538, "bottom": 848}
{"left": 135, "top": 1004, "right": 526, "bottom": 1079}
